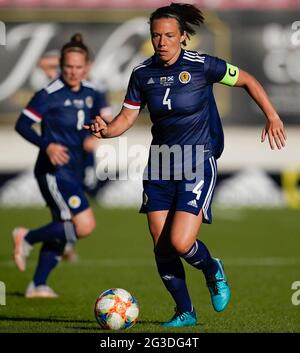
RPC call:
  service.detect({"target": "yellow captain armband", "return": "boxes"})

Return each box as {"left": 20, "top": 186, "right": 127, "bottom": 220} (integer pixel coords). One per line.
{"left": 220, "top": 63, "right": 239, "bottom": 86}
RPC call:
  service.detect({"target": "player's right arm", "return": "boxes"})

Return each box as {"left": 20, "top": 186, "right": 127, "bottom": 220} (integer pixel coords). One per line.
{"left": 84, "top": 69, "right": 142, "bottom": 138}
{"left": 84, "top": 107, "right": 139, "bottom": 139}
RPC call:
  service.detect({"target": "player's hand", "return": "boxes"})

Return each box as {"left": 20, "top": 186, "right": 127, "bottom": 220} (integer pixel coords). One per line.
{"left": 83, "top": 116, "right": 108, "bottom": 138}
{"left": 46, "top": 143, "right": 70, "bottom": 166}
{"left": 261, "top": 116, "right": 287, "bottom": 150}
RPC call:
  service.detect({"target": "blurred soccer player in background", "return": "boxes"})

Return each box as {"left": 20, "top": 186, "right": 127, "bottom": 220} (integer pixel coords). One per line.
{"left": 85, "top": 3, "right": 286, "bottom": 327}
{"left": 36, "top": 41, "right": 112, "bottom": 262}
{"left": 13, "top": 33, "right": 112, "bottom": 298}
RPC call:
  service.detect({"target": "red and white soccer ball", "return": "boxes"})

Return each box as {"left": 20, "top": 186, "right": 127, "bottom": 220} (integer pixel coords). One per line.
{"left": 94, "top": 288, "right": 139, "bottom": 330}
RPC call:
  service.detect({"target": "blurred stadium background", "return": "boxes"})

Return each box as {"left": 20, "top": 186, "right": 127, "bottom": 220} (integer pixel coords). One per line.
{"left": 0, "top": 0, "right": 300, "bottom": 333}
{"left": 0, "top": 0, "right": 299, "bottom": 208}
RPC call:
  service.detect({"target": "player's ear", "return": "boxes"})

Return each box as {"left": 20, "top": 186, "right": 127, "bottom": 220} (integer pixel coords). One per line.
{"left": 180, "top": 31, "right": 187, "bottom": 45}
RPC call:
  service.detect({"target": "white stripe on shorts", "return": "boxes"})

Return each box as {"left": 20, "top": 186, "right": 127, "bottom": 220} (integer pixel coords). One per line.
{"left": 46, "top": 174, "right": 71, "bottom": 221}
{"left": 202, "top": 157, "right": 217, "bottom": 220}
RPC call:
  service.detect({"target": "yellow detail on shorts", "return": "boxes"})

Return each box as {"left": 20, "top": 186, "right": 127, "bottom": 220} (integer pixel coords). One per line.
{"left": 220, "top": 63, "right": 239, "bottom": 86}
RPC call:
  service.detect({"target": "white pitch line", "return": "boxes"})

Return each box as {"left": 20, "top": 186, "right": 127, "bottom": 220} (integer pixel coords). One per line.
{"left": 1, "top": 257, "right": 300, "bottom": 268}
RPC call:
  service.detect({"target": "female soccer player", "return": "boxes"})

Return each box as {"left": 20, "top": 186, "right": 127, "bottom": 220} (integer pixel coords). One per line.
{"left": 84, "top": 3, "right": 286, "bottom": 327}
{"left": 36, "top": 47, "right": 112, "bottom": 262}
{"left": 13, "top": 34, "right": 110, "bottom": 298}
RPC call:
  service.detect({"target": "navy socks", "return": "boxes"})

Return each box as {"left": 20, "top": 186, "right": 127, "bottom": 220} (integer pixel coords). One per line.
{"left": 25, "top": 221, "right": 77, "bottom": 247}
{"left": 181, "top": 239, "right": 218, "bottom": 278}
{"left": 33, "top": 242, "right": 64, "bottom": 286}
{"left": 155, "top": 253, "right": 193, "bottom": 313}
{"left": 25, "top": 221, "right": 78, "bottom": 286}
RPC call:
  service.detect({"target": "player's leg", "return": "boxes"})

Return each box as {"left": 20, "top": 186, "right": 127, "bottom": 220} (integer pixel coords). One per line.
{"left": 25, "top": 207, "right": 95, "bottom": 298}
{"left": 25, "top": 241, "right": 63, "bottom": 298}
{"left": 12, "top": 174, "right": 77, "bottom": 272}
{"left": 148, "top": 210, "right": 197, "bottom": 327}
{"left": 62, "top": 207, "right": 96, "bottom": 261}
{"left": 171, "top": 156, "right": 230, "bottom": 312}
{"left": 72, "top": 207, "right": 96, "bottom": 238}
{"left": 170, "top": 210, "right": 218, "bottom": 277}
{"left": 141, "top": 179, "right": 196, "bottom": 327}
{"left": 171, "top": 211, "right": 230, "bottom": 312}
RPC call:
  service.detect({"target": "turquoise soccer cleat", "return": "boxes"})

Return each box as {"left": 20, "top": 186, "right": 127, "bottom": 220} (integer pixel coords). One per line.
{"left": 161, "top": 308, "right": 197, "bottom": 328}
{"left": 206, "top": 258, "right": 231, "bottom": 312}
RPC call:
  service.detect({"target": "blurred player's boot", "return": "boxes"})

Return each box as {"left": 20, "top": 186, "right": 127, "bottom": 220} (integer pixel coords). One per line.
{"left": 161, "top": 308, "right": 197, "bottom": 328}
{"left": 62, "top": 243, "right": 79, "bottom": 262}
{"left": 12, "top": 227, "right": 32, "bottom": 272}
{"left": 25, "top": 281, "right": 58, "bottom": 299}
{"left": 206, "top": 258, "right": 230, "bottom": 312}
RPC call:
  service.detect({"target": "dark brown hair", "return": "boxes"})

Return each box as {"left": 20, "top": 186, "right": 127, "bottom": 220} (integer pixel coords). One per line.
{"left": 150, "top": 2, "right": 204, "bottom": 46}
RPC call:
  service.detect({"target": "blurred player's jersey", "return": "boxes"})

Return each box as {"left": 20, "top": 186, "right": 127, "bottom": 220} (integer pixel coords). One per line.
{"left": 21, "top": 77, "right": 107, "bottom": 180}
{"left": 124, "top": 50, "right": 227, "bottom": 170}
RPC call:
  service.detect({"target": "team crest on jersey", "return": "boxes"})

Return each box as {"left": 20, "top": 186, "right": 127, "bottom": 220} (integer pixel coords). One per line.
{"left": 160, "top": 76, "right": 174, "bottom": 86}
{"left": 68, "top": 195, "right": 81, "bottom": 209}
{"left": 85, "top": 96, "right": 93, "bottom": 108}
{"left": 179, "top": 71, "right": 191, "bottom": 84}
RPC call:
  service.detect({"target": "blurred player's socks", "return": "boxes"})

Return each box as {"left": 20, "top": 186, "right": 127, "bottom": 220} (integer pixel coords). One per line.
{"left": 181, "top": 240, "right": 218, "bottom": 277}
{"left": 25, "top": 221, "right": 78, "bottom": 247}
{"left": 155, "top": 253, "right": 193, "bottom": 312}
{"left": 33, "top": 242, "right": 63, "bottom": 286}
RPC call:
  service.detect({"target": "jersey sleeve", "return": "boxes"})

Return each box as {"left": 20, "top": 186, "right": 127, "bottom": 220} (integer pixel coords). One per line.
{"left": 21, "top": 89, "right": 49, "bottom": 123}
{"left": 123, "top": 70, "right": 144, "bottom": 110}
{"left": 204, "top": 55, "right": 239, "bottom": 86}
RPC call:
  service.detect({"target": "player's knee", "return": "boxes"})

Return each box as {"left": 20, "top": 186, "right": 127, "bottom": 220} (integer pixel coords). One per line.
{"left": 76, "top": 219, "right": 96, "bottom": 238}
{"left": 171, "top": 238, "right": 192, "bottom": 255}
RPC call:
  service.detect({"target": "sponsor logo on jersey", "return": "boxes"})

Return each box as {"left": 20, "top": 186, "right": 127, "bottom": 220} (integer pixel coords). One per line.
{"left": 147, "top": 77, "right": 155, "bottom": 84}
{"left": 73, "top": 99, "right": 84, "bottom": 109}
{"left": 64, "top": 99, "right": 72, "bottom": 106}
{"left": 187, "top": 199, "right": 198, "bottom": 208}
{"left": 179, "top": 71, "right": 191, "bottom": 84}
{"left": 68, "top": 195, "right": 81, "bottom": 209}
{"left": 85, "top": 96, "right": 93, "bottom": 108}
{"left": 160, "top": 76, "right": 174, "bottom": 86}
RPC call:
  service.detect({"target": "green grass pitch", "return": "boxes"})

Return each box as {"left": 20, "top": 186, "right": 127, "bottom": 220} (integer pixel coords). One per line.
{"left": 0, "top": 206, "right": 299, "bottom": 333}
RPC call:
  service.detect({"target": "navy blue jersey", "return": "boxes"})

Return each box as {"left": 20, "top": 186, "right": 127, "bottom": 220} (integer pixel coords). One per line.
{"left": 17, "top": 77, "right": 108, "bottom": 180}
{"left": 124, "top": 50, "right": 228, "bottom": 163}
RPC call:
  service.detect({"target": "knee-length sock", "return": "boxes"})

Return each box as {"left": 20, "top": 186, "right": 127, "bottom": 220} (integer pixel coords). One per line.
{"left": 155, "top": 253, "right": 193, "bottom": 312}
{"left": 33, "top": 241, "right": 65, "bottom": 286}
{"left": 25, "top": 221, "right": 77, "bottom": 248}
{"left": 180, "top": 239, "right": 218, "bottom": 278}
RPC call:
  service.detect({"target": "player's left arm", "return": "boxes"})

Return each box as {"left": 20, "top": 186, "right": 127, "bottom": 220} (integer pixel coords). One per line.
{"left": 220, "top": 64, "right": 287, "bottom": 150}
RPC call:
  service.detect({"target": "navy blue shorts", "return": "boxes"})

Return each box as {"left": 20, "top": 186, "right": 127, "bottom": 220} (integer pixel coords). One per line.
{"left": 36, "top": 173, "right": 89, "bottom": 221}
{"left": 140, "top": 156, "right": 217, "bottom": 224}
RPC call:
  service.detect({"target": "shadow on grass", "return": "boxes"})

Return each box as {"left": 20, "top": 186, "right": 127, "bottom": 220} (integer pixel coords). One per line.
{"left": 6, "top": 291, "right": 24, "bottom": 297}
{"left": 0, "top": 316, "right": 94, "bottom": 324}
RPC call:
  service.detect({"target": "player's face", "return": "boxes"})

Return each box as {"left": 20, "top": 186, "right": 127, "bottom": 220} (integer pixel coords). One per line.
{"left": 151, "top": 18, "right": 186, "bottom": 66}
{"left": 62, "top": 52, "right": 89, "bottom": 91}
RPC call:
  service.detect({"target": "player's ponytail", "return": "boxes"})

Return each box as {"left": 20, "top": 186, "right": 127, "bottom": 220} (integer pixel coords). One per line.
{"left": 60, "top": 33, "right": 90, "bottom": 67}
{"left": 150, "top": 2, "right": 204, "bottom": 46}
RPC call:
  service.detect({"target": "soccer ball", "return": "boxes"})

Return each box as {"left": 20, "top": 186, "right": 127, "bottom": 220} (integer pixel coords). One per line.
{"left": 94, "top": 288, "right": 139, "bottom": 330}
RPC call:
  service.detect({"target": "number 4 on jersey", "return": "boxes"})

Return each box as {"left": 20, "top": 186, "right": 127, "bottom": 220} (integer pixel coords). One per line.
{"left": 163, "top": 88, "right": 172, "bottom": 110}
